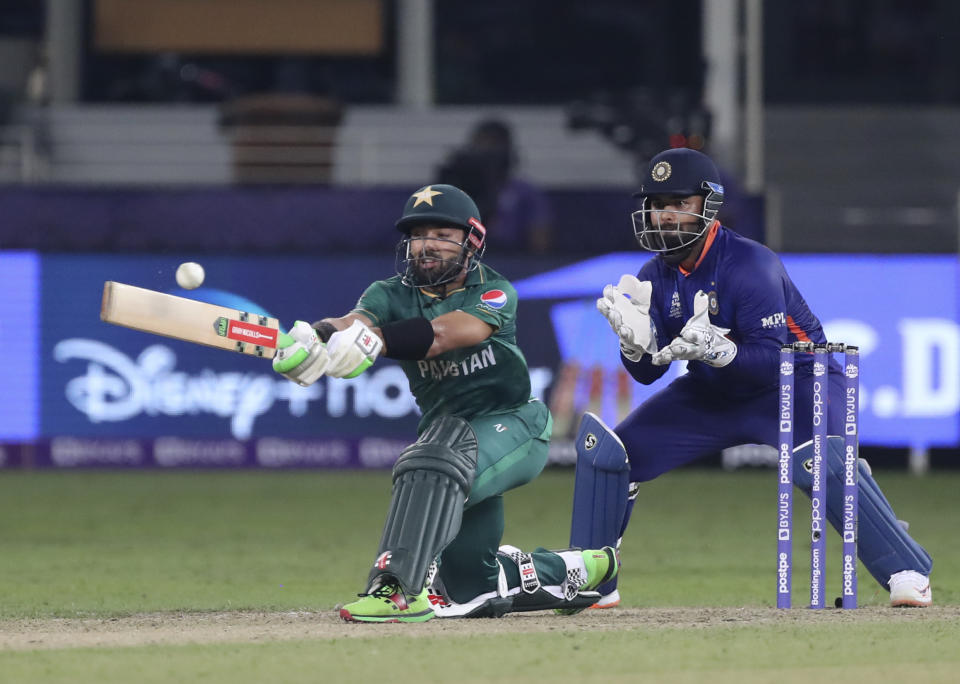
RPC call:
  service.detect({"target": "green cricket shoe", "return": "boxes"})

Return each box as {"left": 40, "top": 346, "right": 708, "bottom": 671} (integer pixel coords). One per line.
{"left": 581, "top": 547, "right": 619, "bottom": 591}
{"left": 556, "top": 547, "right": 619, "bottom": 616}
{"left": 339, "top": 581, "right": 435, "bottom": 623}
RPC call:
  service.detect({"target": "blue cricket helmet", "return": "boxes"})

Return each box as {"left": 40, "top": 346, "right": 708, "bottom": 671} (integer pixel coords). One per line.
{"left": 635, "top": 147, "right": 723, "bottom": 200}
{"left": 632, "top": 148, "right": 725, "bottom": 257}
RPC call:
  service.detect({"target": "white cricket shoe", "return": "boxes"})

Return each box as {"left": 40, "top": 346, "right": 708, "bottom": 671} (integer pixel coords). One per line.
{"left": 589, "top": 589, "right": 621, "bottom": 610}
{"left": 889, "top": 570, "right": 932, "bottom": 607}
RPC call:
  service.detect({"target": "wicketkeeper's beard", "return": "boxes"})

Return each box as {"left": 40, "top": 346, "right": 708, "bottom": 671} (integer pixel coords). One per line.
{"left": 655, "top": 223, "right": 703, "bottom": 265}
{"left": 660, "top": 244, "right": 697, "bottom": 265}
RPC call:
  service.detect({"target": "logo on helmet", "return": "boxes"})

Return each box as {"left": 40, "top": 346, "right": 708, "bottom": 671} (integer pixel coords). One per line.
{"left": 411, "top": 185, "right": 443, "bottom": 207}
{"left": 467, "top": 217, "right": 486, "bottom": 249}
{"left": 651, "top": 161, "right": 672, "bottom": 182}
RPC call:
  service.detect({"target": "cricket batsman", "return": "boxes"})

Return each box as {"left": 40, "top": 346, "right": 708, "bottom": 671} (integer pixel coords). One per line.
{"left": 272, "top": 184, "right": 618, "bottom": 622}
{"left": 571, "top": 147, "right": 933, "bottom": 608}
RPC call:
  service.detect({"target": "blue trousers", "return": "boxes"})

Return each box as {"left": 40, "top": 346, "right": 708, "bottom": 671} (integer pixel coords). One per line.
{"left": 616, "top": 371, "right": 844, "bottom": 482}
{"left": 614, "top": 370, "right": 932, "bottom": 586}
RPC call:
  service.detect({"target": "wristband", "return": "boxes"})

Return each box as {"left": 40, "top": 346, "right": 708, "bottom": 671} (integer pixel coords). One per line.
{"left": 380, "top": 317, "right": 435, "bottom": 360}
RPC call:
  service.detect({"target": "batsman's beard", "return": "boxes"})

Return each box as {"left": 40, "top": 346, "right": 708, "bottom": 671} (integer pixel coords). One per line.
{"left": 411, "top": 254, "right": 463, "bottom": 286}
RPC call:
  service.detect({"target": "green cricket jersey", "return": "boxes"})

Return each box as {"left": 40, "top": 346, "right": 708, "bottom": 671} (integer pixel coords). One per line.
{"left": 352, "top": 264, "right": 531, "bottom": 432}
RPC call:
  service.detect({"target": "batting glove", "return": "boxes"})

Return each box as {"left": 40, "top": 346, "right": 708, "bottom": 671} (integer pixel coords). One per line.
{"left": 273, "top": 320, "right": 329, "bottom": 386}
{"left": 325, "top": 319, "right": 384, "bottom": 379}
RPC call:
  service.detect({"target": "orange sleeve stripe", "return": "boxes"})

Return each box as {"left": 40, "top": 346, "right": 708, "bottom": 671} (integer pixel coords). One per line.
{"left": 786, "top": 315, "right": 811, "bottom": 342}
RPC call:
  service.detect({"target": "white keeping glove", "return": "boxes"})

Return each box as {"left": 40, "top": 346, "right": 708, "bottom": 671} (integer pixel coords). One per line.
{"left": 325, "top": 319, "right": 384, "bottom": 379}
{"left": 597, "top": 274, "right": 658, "bottom": 361}
{"left": 272, "top": 320, "right": 329, "bottom": 387}
{"left": 651, "top": 290, "right": 737, "bottom": 367}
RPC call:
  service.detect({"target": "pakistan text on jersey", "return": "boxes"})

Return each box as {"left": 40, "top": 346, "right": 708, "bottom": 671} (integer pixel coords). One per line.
{"left": 417, "top": 347, "right": 496, "bottom": 380}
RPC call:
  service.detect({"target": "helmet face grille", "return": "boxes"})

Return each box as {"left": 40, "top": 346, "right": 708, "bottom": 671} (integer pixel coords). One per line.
{"left": 632, "top": 207, "right": 711, "bottom": 254}
{"left": 395, "top": 234, "right": 482, "bottom": 287}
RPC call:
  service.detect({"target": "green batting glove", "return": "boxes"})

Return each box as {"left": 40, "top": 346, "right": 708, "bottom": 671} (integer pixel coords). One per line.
{"left": 272, "top": 321, "right": 329, "bottom": 386}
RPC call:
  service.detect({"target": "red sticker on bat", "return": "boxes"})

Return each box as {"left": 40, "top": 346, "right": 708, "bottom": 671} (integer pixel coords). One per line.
{"left": 223, "top": 319, "right": 278, "bottom": 347}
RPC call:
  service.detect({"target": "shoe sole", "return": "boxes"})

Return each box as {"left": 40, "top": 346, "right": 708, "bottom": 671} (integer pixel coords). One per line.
{"left": 588, "top": 598, "right": 620, "bottom": 609}
{"left": 554, "top": 597, "right": 599, "bottom": 616}
{"left": 339, "top": 608, "right": 435, "bottom": 623}
{"left": 890, "top": 600, "right": 931, "bottom": 607}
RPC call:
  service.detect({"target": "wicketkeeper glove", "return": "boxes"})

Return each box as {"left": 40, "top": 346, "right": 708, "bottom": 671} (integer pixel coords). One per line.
{"left": 272, "top": 320, "right": 329, "bottom": 387}
{"left": 324, "top": 319, "right": 384, "bottom": 378}
{"left": 597, "top": 274, "right": 658, "bottom": 361}
{"left": 651, "top": 290, "right": 737, "bottom": 368}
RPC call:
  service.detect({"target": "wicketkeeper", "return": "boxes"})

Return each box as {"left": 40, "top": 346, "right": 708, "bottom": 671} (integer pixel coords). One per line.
{"left": 572, "top": 148, "right": 933, "bottom": 608}
{"left": 273, "top": 184, "right": 618, "bottom": 622}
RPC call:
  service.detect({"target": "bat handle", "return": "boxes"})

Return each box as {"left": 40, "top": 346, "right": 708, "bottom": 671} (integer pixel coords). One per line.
{"left": 312, "top": 320, "right": 337, "bottom": 342}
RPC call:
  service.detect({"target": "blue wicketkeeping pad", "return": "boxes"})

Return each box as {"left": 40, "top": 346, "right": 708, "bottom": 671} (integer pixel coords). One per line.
{"left": 569, "top": 412, "right": 630, "bottom": 550}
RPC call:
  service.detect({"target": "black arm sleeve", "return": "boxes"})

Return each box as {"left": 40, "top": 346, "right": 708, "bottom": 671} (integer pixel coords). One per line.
{"left": 380, "top": 317, "right": 436, "bottom": 360}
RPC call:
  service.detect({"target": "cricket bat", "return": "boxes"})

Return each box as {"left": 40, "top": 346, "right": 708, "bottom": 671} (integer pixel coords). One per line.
{"left": 100, "top": 281, "right": 281, "bottom": 358}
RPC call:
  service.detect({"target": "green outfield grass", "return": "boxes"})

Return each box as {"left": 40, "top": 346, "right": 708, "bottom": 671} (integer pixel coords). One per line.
{"left": 2, "top": 625, "right": 959, "bottom": 684}
{"left": 1, "top": 468, "right": 957, "bottom": 682}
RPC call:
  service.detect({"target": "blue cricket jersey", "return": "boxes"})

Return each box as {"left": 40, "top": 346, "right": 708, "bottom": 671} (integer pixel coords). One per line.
{"left": 621, "top": 223, "right": 830, "bottom": 397}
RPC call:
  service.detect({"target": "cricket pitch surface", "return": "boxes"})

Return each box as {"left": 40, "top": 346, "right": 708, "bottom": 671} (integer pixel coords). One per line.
{"left": 3, "top": 605, "right": 957, "bottom": 651}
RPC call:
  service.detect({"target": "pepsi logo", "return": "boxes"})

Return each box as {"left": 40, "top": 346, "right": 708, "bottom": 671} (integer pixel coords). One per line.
{"left": 480, "top": 289, "right": 508, "bottom": 309}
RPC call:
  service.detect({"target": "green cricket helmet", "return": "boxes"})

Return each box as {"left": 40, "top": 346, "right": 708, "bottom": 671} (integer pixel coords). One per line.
{"left": 395, "top": 184, "right": 488, "bottom": 287}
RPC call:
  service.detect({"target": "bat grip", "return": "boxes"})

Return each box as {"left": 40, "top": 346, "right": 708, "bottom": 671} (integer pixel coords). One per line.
{"left": 312, "top": 320, "right": 337, "bottom": 342}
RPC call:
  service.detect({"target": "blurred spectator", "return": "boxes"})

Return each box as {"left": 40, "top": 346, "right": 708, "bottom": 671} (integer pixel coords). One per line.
{"left": 437, "top": 118, "right": 553, "bottom": 254}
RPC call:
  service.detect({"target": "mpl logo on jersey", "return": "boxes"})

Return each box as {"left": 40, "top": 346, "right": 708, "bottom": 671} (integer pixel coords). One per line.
{"left": 761, "top": 312, "right": 786, "bottom": 329}
{"left": 480, "top": 289, "right": 508, "bottom": 310}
